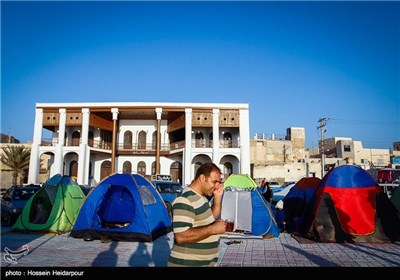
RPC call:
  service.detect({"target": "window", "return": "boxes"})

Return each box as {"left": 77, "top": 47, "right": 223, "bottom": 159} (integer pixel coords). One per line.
{"left": 195, "top": 132, "right": 205, "bottom": 147}
{"left": 152, "top": 131, "right": 157, "bottom": 149}
{"left": 137, "top": 161, "right": 146, "bottom": 176}
{"left": 123, "top": 131, "right": 133, "bottom": 149}
{"left": 138, "top": 131, "right": 146, "bottom": 149}
{"left": 344, "top": 145, "right": 351, "bottom": 152}
{"left": 139, "top": 186, "right": 157, "bottom": 205}
{"left": 123, "top": 161, "right": 132, "bottom": 174}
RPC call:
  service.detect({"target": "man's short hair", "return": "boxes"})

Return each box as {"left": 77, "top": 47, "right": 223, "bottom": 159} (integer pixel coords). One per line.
{"left": 195, "top": 163, "right": 221, "bottom": 180}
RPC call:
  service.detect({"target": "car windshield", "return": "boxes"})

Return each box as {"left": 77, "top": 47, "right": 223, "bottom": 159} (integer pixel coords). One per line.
{"left": 12, "top": 189, "right": 38, "bottom": 200}
{"left": 158, "top": 183, "right": 182, "bottom": 193}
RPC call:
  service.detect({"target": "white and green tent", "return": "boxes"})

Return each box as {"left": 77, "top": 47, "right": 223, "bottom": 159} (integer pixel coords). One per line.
{"left": 12, "top": 174, "right": 85, "bottom": 233}
{"left": 221, "top": 174, "right": 280, "bottom": 237}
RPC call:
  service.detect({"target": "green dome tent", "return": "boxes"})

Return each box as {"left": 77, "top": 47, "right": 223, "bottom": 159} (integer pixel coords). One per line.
{"left": 223, "top": 174, "right": 257, "bottom": 190}
{"left": 12, "top": 174, "right": 85, "bottom": 233}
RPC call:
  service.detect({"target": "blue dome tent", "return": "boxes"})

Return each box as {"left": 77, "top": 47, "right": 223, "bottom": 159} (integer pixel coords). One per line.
{"left": 70, "top": 173, "right": 172, "bottom": 242}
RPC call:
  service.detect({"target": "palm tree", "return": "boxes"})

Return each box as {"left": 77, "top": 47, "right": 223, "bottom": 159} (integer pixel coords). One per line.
{"left": 0, "top": 145, "right": 30, "bottom": 185}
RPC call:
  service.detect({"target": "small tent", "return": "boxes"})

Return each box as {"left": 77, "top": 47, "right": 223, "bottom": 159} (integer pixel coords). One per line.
{"left": 221, "top": 174, "right": 280, "bottom": 237}
{"left": 12, "top": 174, "right": 85, "bottom": 233}
{"left": 70, "top": 173, "right": 172, "bottom": 242}
{"left": 300, "top": 165, "right": 400, "bottom": 243}
{"left": 224, "top": 173, "right": 258, "bottom": 190}
{"left": 283, "top": 177, "right": 321, "bottom": 233}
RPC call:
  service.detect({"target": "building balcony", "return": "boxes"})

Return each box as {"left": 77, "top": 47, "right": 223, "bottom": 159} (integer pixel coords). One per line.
{"left": 40, "top": 138, "right": 239, "bottom": 155}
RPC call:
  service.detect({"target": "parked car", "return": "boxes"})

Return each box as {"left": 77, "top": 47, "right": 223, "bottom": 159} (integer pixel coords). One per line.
{"left": 268, "top": 181, "right": 281, "bottom": 189}
{"left": 271, "top": 183, "right": 296, "bottom": 204}
{"left": 282, "top": 181, "right": 296, "bottom": 187}
{"left": 151, "top": 180, "right": 183, "bottom": 218}
{"left": 1, "top": 184, "right": 41, "bottom": 226}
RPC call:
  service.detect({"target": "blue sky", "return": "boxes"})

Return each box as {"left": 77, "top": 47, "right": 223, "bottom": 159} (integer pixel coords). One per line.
{"left": 1, "top": 1, "right": 399, "bottom": 149}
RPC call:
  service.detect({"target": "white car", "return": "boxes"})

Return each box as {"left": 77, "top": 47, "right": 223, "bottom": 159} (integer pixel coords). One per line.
{"left": 268, "top": 181, "right": 281, "bottom": 189}
{"left": 271, "top": 183, "right": 296, "bottom": 203}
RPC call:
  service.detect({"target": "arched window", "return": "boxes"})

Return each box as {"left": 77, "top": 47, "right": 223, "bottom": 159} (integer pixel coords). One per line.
{"left": 170, "top": 161, "right": 182, "bottom": 183}
{"left": 195, "top": 132, "right": 204, "bottom": 147}
{"left": 100, "top": 161, "right": 112, "bottom": 180}
{"left": 151, "top": 161, "right": 156, "bottom": 175}
{"left": 123, "top": 161, "right": 132, "bottom": 174}
{"left": 123, "top": 131, "right": 133, "bottom": 149}
{"left": 72, "top": 131, "right": 80, "bottom": 146}
{"left": 137, "top": 161, "right": 146, "bottom": 176}
{"left": 138, "top": 131, "right": 146, "bottom": 149}
{"left": 223, "top": 132, "right": 232, "bottom": 148}
{"left": 152, "top": 131, "right": 157, "bottom": 150}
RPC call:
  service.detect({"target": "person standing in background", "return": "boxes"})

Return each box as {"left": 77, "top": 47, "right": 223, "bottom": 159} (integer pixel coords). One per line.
{"left": 262, "top": 181, "right": 272, "bottom": 203}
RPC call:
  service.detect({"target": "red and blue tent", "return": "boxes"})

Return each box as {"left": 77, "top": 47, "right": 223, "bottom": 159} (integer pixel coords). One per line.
{"left": 300, "top": 165, "right": 400, "bottom": 243}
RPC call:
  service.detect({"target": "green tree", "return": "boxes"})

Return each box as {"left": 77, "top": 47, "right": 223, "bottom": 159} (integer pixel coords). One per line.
{"left": 0, "top": 145, "right": 31, "bottom": 185}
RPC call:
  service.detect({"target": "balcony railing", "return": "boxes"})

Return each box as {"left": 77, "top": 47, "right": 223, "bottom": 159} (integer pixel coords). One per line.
{"left": 40, "top": 138, "right": 112, "bottom": 150}
{"left": 40, "top": 138, "right": 239, "bottom": 151}
{"left": 116, "top": 143, "right": 170, "bottom": 151}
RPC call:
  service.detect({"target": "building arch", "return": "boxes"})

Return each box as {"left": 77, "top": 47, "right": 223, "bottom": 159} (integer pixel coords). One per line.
{"left": 64, "top": 151, "right": 79, "bottom": 177}
{"left": 191, "top": 154, "right": 212, "bottom": 180}
{"left": 220, "top": 155, "right": 240, "bottom": 177}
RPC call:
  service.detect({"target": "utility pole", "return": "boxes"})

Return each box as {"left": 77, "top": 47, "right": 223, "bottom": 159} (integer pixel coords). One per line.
{"left": 317, "top": 118, "right": 328, "bottom": 178}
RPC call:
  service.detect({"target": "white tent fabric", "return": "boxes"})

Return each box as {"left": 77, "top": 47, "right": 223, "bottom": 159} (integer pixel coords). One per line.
{"left": 221, "top": 191, "right": 252, "bottom": 233}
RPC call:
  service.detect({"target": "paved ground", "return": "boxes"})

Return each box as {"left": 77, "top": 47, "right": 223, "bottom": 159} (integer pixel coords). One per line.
{"left": 1, "top": 226, "right": 400, "bottom": 277}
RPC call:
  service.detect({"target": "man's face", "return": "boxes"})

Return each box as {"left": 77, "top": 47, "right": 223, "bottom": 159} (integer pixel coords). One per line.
{"left": 202, "top": 171, "right": 222, "bottom": 196}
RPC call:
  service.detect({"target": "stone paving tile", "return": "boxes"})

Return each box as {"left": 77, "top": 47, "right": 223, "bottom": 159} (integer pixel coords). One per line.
{"left": 2, "top": 229, "right": 400, "bottom": 269}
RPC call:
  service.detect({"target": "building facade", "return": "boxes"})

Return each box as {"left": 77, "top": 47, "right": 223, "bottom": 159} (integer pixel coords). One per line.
{"left": 251, "top": 129, "right": 397, "bottom": 185}
{"left": 27, "top": 102, "right": 250, "bottom": 186}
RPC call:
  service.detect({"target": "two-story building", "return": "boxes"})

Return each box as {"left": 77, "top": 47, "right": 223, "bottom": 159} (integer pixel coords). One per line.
{"left": 27, "top": 102, "right": 251, "bottom": 186}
